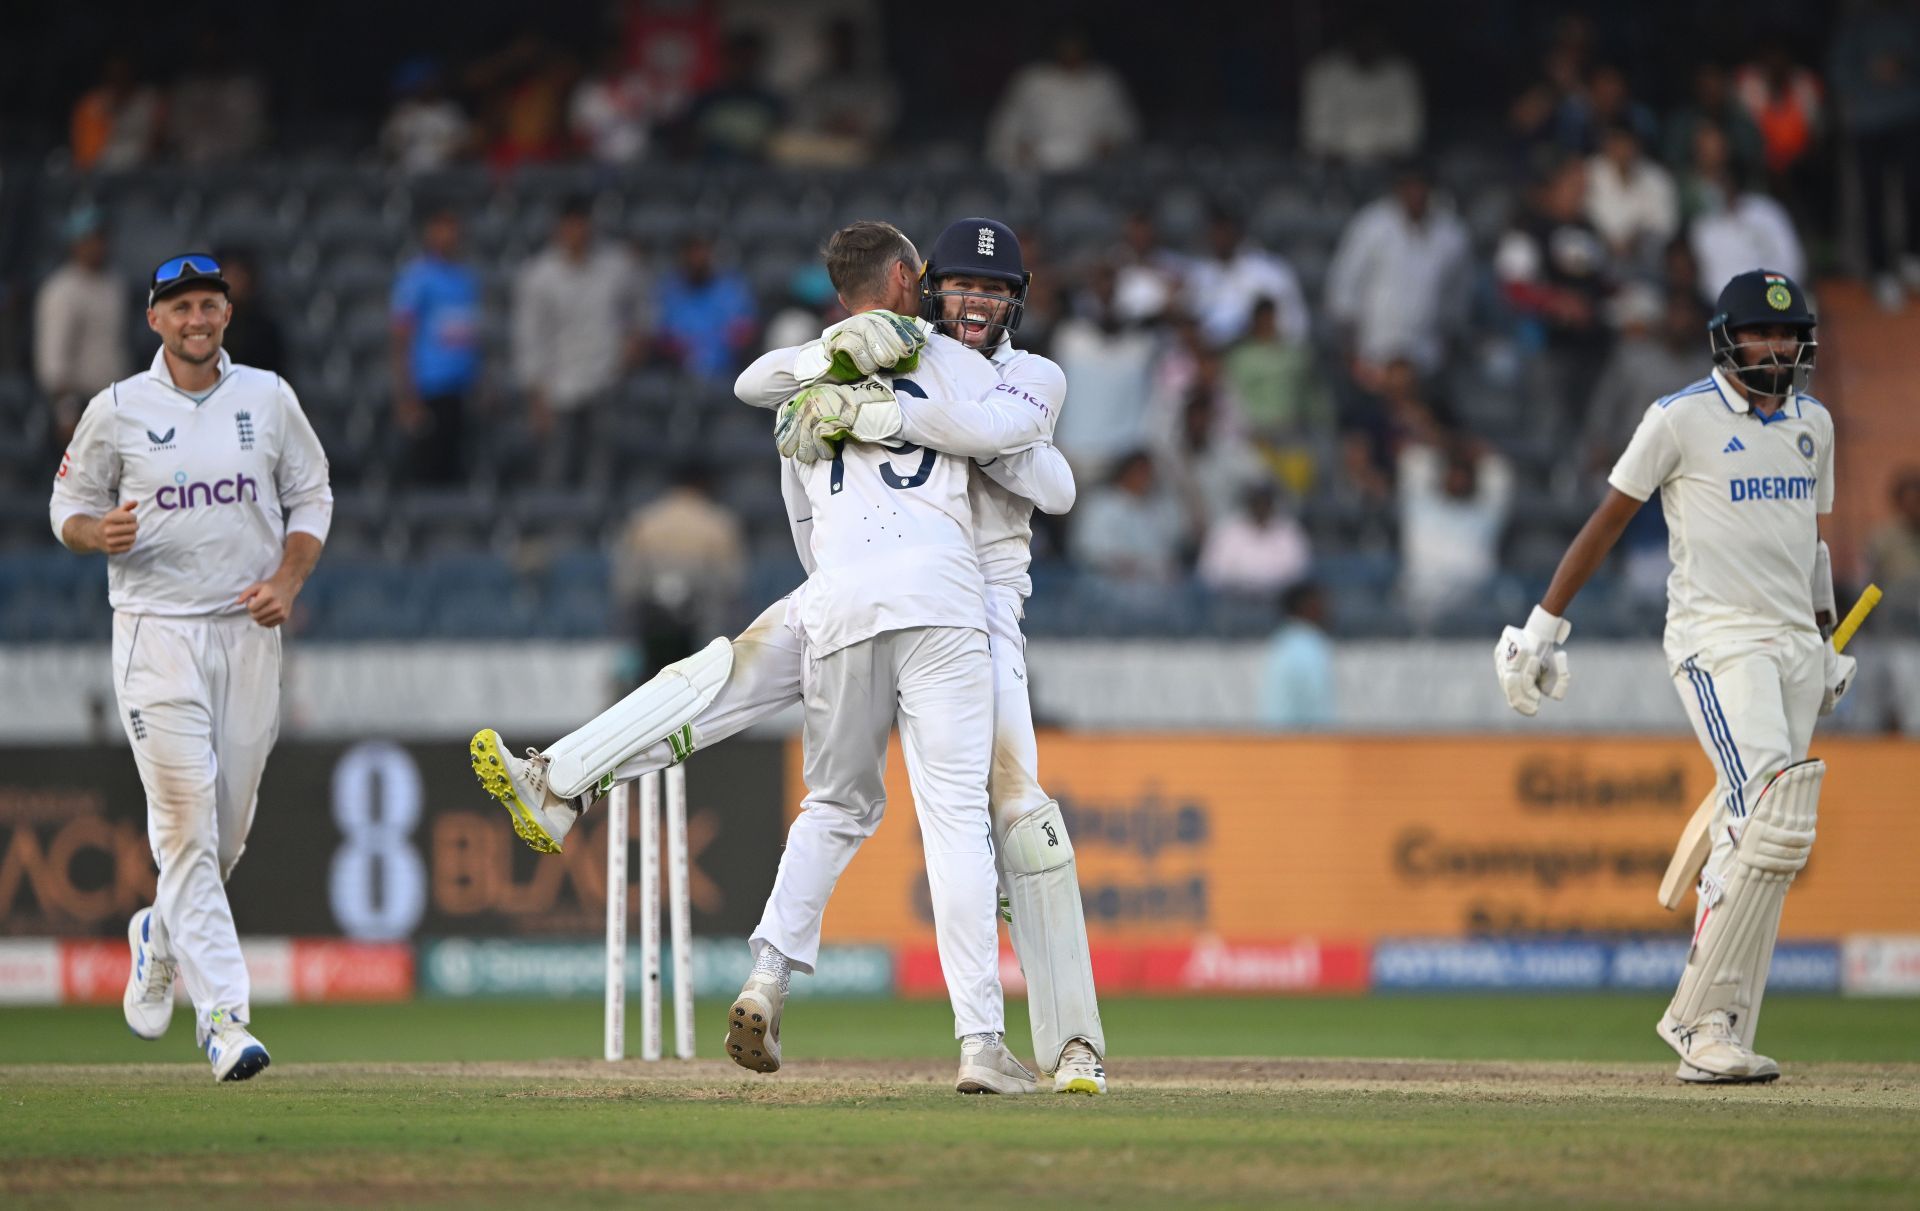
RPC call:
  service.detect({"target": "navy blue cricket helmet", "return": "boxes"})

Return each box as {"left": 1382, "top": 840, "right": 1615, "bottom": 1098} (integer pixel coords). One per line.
{"left": 1709, "top": 268, "right": 1818, "bottom": 397}
{"left": 920, "top": 217, "right": 1032, "bottom": 346}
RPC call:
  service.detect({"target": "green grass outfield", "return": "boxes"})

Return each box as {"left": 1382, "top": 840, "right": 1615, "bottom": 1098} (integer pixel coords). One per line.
{"left": 4, "top": 996, "right": 1919, "bottom": 1209}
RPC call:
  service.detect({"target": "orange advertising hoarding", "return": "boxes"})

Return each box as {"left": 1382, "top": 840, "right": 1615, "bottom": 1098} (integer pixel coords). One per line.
{"left": 785, "top": 735, "right": 1920, "bottom": 945}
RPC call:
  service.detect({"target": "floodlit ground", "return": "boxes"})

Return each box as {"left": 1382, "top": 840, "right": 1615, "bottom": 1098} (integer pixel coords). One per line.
{"left": 5, "top": 997, "right": 1918, "bottom": 1209}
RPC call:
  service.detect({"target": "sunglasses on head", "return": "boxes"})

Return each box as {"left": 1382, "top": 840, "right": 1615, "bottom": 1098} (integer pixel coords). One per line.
{"left": 153, "top": 254, "right": 221, "bottom": 284}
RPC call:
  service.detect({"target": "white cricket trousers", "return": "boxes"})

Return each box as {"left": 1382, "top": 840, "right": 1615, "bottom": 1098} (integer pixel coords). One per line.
{"left": 752, "top": 624, "right": 1003, "bottom": 1038}
{"left": 1671, "top": 633, "right": 1824, "bottom": 890}
{"left": 112, "top": 611, "right": 281, "bottom": 1034}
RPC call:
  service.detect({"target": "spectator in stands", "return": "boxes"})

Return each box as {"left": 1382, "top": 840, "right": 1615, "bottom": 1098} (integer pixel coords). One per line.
{"left": 683, "top": 31, "right": 785, "bottom": 162}
{"left": 1260, "top": 581, "right": 1335, "bottom": 729}
{"left": 381, "top": 59, "right": 472, "bottom": 173}
{"left": 33, "top": 208, "right": 124, "bottom": 449}
{"left": 1664, "top": 62, "right": 1767, "bottom": 189}
{"left": 1684, "top": 123, "right": 1804, "bottom": 301}
{"left": 211, "top": 248, "right": 286, "bottom": 374}
{"left": 472, "top": 35, "right": 576, "bottom": 171}
{"left": 1225, "top": 297, "right": 1328, "bottom": 497}
{"left": 763, "top": 264, "right": 844, "bottom": 351}
{"left": 1584, "top": 287, "right": 1710, "bottom": 477}
{"left": 773, "top": 17, "right": 898, "bottom": 167}
{"left": 1585, "top": 123, "right": 1679, "bottom": 269}
{"left": 570, "top": 43, "right": 655, "bottom": 166}
{"left": 1867, "top": 469, "right": 1920, "bottom": 622}
{"left": 1300, "top": 23, "right": 1423, "bottom": 166}
{"left": 1585, "top": 65, "right": 1659, "bottom": 149}
{"left": 1156, "top": 379, "right": 1268, "bottom": 533}
{"left": 1508, "top": 20, "right": 1595, "bottom": 158}
{"left": 1495, "top": 156, "right": 1613, "bottom": 423}
{"left": 164, "top": 32, "right": 267, "bottom": 164}
{"left": 1734, "top": 41, "right": 1826, "bottom": 237}
{"left": 1052, "top": 261, "right": 1158, "bottom": 476}
{"left": 512, "top": 198, "right": 648, "bottom": 487}
{"left": 1198, "top": 482, "right": 1312, "bottom": 597}
{"left": 1397, "top": 431, "right": 1514, "bottom": 627}
{"left": 1325, "top": 160, "right": 1471, "bottom": 378}
{"left": 69, "top": 53, "right": 162, "bottom": 172}
{"left": 613, "top": 463, "right": 746, "bottom": 670}
{"left": 986, "top": 28, "right": 1138, "bottom": 172}
{"left": 1182, "top": 207, "right": 1310, "bottom": 349}
{"left": 653, "top": 234, "right": 756, "bottom": 382}
{"left": 1831, "top": 0, "right": 1920, "bottom": 311}
{"left": 390, "top": 207, "right": 482, "bottom": 485}
{"left": 1071, "top": 449, "right": 1189, "bottom": 583}
{"left": 1337, "top": 356, "right": 1442, "bottom": 505}
{"left": 1110, "top": 209, "right": 1183, "bottom": 325}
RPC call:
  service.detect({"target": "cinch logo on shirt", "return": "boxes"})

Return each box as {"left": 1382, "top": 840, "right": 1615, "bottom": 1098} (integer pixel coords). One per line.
{"left": 155, "top": 472, "right": 260, "bottom": 510}
{"left": 1729, "top": 475, "right": 1816, "bottom": 502}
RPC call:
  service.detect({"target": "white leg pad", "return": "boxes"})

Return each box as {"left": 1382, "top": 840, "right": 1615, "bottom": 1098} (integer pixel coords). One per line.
{"left": 1668, "top": 759, "right": 1821, "bottom": 1039}
{"left": 999, "top": 800, "right": 1104, "bottom": 1073}
{"left": 545, "top": 638, "right": 733, "bottom": 800}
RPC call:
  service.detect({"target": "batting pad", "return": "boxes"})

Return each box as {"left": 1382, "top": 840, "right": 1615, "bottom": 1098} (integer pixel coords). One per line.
{"left": 1668, "top": 758, "right": 1822, "bottom": 1036}
{"left": 999, "top": 800, "right": 1104, "bottom": 1073}
{"left": 545, "top": 638, "right": 733, "bottom": 800}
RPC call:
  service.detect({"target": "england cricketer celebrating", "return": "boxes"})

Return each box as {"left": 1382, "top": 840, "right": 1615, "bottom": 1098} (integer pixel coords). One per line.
{"left": 471, "top": 219, "right": 1107, "bottom": 1093}
{"left": 50, "top": 254, "right": 332, "bottom": 1081}
{"left": 1494, "top": 268, "right": 1848, "bottom": 1083}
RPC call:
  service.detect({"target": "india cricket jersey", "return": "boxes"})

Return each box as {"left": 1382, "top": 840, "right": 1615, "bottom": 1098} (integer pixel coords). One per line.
{"left": 1608, "top": 367, "right": 1834, "bottom": 667}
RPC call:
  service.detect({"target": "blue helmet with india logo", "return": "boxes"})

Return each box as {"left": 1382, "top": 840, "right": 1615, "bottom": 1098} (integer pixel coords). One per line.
{"left": 1709, "top": 268, "right": 1817, "bottom": 397}
{"left": 920, "top": 217, "right": 1031, "bottom": 348}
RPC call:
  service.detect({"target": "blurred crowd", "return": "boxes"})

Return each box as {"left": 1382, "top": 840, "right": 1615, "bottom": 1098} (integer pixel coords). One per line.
{"left": 16, "top": 1, "right": 1920, "bottom": 676}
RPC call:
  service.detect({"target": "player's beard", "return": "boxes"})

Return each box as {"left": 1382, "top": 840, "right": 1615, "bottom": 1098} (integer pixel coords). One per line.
{"left": 171, "top": 332, "right": 223, "bottom": 365}
{"left": 943, "top": 295, "right": 1011, "bottom": 349}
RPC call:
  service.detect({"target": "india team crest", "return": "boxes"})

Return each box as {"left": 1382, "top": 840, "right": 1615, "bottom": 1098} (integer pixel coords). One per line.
{"left": 1765, "top": 273, "right": 1793, "bottom": 311}
{"left": 1797, "top": 433, "right": 1815, "bottom": 459}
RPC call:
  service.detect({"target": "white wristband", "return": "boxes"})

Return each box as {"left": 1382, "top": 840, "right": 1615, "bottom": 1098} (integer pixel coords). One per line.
{"left": 1525, "top": 605, "right": 1570, "bottom": 645}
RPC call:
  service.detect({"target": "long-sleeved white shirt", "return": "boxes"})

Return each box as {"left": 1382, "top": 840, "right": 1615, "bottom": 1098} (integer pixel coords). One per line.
{"left": 1324, "top": 198, "right": 1470, "bottom": 371}
{"left": 985, "top": 61, "right": 1138, "bottom": 171}
{"left": 34, "top": 264, "right": 127, "bottom": 399}
{"left": 735, "top": 321, "right": 1072, "bottom": 599}
{"left": 1301, "top": 51, "right": 1424, "bottom": 163}
{"left": 511, "top": 244, "right": 645, "bottom": 409}
{"left": 50, "top": 348, "right": 333, "bottom": 617}
{"left": 1585, "top": 155, "right": 1679, "bottom": 254}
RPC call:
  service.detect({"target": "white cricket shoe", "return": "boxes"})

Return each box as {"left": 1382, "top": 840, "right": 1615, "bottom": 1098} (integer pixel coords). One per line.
{"left": 956, "top": 1033, "right": 1037, "bottom": 1095}
{"left": 204, "top": 1009, "right": 271, "bottom": 1082}
{"left": 727, "top": 973, "right": 785, "bottom": 1073}
{"left": 123, "top": 908, "right": 176, "bottom": 1040}
{"left": 470, "top": 729, "right": 586, "bottom": 854}
{"left": 1658, "top": 1009, "right": 1779, "bottom": 1084}
{"left": 1053, "top": 1038, "right": 1108, "bottom": 1094}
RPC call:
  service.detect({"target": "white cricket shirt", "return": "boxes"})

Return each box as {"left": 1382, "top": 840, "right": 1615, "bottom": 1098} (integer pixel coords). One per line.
{"left": 1608, "top": 367, "right": 1833, "bottom": 666}
{"left": 50, "top": 348, "right": 334, "bottom": 617}
{"left": 789, "top": 334, "right": 998, "bottom": 656}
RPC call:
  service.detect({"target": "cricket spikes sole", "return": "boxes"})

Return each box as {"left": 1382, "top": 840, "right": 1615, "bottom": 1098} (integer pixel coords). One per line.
{"left": 470, "top": 728, "right": 572, "bottom": 854}
{"left": 1053, "top": 1038, "right": 1108, "bottom": 1095}
{"left": 727, "top": 974, "right": 785, "bottom": 1073}
{"left": 1676, "top": 1056, "right": 1781, "bottom": 1084}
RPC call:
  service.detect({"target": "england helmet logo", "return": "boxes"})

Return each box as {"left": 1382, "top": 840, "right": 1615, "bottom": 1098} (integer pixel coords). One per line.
{"left": 976, "top": 227, "right": 996, "bottom": 256}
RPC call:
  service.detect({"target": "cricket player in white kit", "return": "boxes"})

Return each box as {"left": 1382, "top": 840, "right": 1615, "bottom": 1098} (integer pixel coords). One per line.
{"left": 50, "top": 254, "right": 332, "bottom": 1081}
{"left": 471, "top": 220, "right": 1107, "bottom": 1093}
{"left": 1495, "top": 269, "right": 1848, "bottom": 1083}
